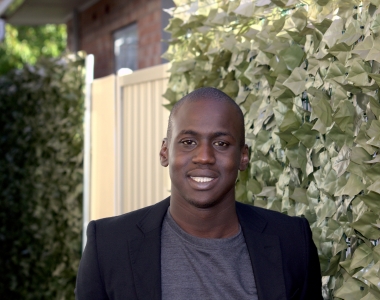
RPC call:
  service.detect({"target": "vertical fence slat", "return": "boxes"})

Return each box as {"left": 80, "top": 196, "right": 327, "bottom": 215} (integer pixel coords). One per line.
{"left": 117, "top": 63, "right": 170, "bottom": 214}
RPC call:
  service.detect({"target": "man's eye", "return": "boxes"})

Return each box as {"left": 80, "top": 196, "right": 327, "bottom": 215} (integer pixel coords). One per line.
{"left": 181, "top": 140, "right": 196, "bottom": 145}
{"left": 214, "top": 141, "right": 228, "bottom": 147}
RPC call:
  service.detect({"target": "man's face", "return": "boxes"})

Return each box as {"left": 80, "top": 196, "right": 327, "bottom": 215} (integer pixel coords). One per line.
{"left": 160, "top": 98, "right": 249, "bottom": 209}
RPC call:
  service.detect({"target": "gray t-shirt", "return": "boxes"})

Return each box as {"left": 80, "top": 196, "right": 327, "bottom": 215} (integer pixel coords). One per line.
{"left": 161, "top": 210, "right": 258, "bottom": 300}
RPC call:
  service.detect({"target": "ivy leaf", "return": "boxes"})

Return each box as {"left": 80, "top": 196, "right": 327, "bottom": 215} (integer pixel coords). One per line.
{"left": 256, "top": 186, "right": 276, "bottom": 197}
{"left": 351, "top": 211, "right": 380, "bottom": 239}
{"left": 335, "top": 173, "right": 365, "bottom": 197}
{"left": 367, "top": 180, "right": 380, "bottom": 195}
{"left": 328, "top": 43, "right": 351, "bottom": 64}
{"left": 347, "top": 60, "right": 372, "bottom": 87}
{"left": 350, "top": 243, "right": 373, "bottom": 269}
{"left": 333, "top": 145, "right": 351, "bottom": 177}
{"left": 333, "top": 100, "right": 356, "bottom": 132}
{"left": 255, "top": 0, "right": 271, "bottom": 6}
{"left": 361, "top": 261, "right": 380, "bottom": 291}
{"left": 324, "top": 61, "right": 347, "bottom": 83}
{"left": 290, "top": 188, "right": 308, "bottom": 204}
{"left": 372, "top": 13, "right": 380, "bottom": 34}
{"left": 292, "top": 122, "right": 318, "bottom": 149}
{"left": 338, "top": 22, "right": 362, "bottom": 46}
{"left": 322, "top": 19, "right": 344, "bottom": 48}
{"left": 247, "top": 178, "right": 262, "bottom": 194}
{"left": 282, "top": 67, "right": 307, "bottom": 95}
{"left": 366, "top": 37, "right": 380, "bottom": 63}
{"left": 359, "top": 192, "right": 380, "bottom": 214}
{"left": 279, "top": 110, "right": 301, "bottom": 133}
{"left": 279, "top": 45, "right": 305, "bottom": 71}
{"left": 368, "top": 96, "right": 380, "bottom": 119}
{"left": 309, "top": 97, "right": 333, "bottom": 132}
{"left": 352, "top": 36, "right": 374, "bottom": 60}
{"left": 233, "top": 2, "right": 256, "bottom": 17}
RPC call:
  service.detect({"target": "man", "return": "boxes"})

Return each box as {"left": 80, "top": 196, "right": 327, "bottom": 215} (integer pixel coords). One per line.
{"left": 76, "top": 87, "right": 322, "bottom": 299}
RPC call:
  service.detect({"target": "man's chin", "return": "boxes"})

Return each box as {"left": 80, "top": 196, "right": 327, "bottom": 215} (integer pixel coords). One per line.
{"left": 185, "top": 197, "right": 222, "bottom": 209}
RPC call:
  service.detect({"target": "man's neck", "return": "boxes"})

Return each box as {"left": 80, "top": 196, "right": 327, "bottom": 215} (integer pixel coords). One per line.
{"left": 169, "top": 198, "right": 240, "bottom": 239}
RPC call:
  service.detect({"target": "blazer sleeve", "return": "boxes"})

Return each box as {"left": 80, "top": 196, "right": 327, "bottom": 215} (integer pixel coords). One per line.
{"left": 299, "top": 217, "right": 323, "bottom": 300}
{"left": 75, "top": 221, "right": 108, "bottom": 300}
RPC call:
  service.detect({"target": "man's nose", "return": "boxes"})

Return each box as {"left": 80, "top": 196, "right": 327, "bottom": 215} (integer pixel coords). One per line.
{"left": 192, "top": 143, "right": 216, "bottom": 165}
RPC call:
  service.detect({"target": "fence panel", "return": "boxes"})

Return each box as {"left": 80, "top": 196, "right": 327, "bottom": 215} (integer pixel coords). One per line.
{"left": 90, "top": 74, "right": 116, "bottom": 220}
{"left": 116, "top": 63, "right": 171, "bottom": 214}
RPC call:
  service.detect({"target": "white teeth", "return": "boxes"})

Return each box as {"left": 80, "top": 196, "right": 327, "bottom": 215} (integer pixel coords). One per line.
{"left": 191, "top": 177, "right": 214, "bottom": 183}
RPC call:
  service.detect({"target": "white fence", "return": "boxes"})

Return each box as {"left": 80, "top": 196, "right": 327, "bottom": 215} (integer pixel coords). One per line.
{"left": 89, "top": 63, "right": 171, "bottom": 221}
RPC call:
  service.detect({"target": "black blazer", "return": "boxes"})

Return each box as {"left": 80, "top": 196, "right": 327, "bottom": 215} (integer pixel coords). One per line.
{"left": 75, "top": 197, "right": 322, "bottom": 300}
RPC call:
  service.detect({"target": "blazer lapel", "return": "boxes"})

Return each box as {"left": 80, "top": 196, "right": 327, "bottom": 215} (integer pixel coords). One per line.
{"left": 129, "top": 198, "right": 170, "bottom": 300}
{"left": 237, "top": 203, "right": 287, "bottom": 300}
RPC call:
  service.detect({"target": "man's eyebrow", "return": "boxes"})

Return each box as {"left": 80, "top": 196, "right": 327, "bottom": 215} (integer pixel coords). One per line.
{"left": 212, "top": 131, "right": 232, "bottom": 138}
{"left": 179, "top": 130, "right": 234, "bottom": 139}
{"left": 179, "top": 130, "right": 199, "bottom": 136}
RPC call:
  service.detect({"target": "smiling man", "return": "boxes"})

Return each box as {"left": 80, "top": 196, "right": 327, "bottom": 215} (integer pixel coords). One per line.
{"left": 76, "top": 87, "right": 322, "bottom": 300}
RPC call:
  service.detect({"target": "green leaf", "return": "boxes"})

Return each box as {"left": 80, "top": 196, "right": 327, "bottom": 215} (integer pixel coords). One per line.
{"left": 352, "top": 36, "right": 374, "bottom": 60}
{"left": 289, "top": 188, "right": 308, "bottom": 204}
{"left": 309, "top": 98, "right": 333, "bottom": 133}
{"left": 361, "top": 261, "right": 380, "bottom": 294}
{"left": 367, "top": 180, "right": 380, "bottom": 195}
{"left": 335, "top": 174, "right": 365, "bottom": 197}
{"left": 351, "top": 211, "right": 380, "bottom": 239}
{"left": 333, "top": 100, "right": 356, "bottom": 132}
{"left": 247, "top": 178, "right": 262, "bottom": 194}
{"left": 365, "top": 38, "right": 380, "bottom": 63}
{"left": 334, "top": 278, "right": 368, "bottom": 300}
{"left": 282, "top": 67, "right": 307, "bottom": 95}
{"left": 333, "top": 144, "right": 351, "bottom": 177}
{"left": 292, "top": 122, "right": 318, "bottom": 148}
{"left": 338, "top": 22, "right": 363, "bottom": 46}
{"left": 326, "top": 123, "right": 354, "bottom": 148}
{"left": 279, "top": 110, "right": 301, "bottom": 133}
{"left": 328, "top": 43, "right": 351, "bottom": 64}
{"left": 322, "top": 19, "right": 344, "bottom": 48}
{"left": 368, "top": 96, "right": 380, "bottom": 119}
{"left": 325, "top": 61, "right": 347, "bottom": 83}
{"left": 358, "top": 192, "right": 380, "bottom": 214}
{"left": 347, "top": 60, "right": 372, "bottom": 87}
{"left": 233, "top": 2, "right": 256, "bottom": 17}
{"left": 256, "top": 186, "right": 276, "bottom": 197}
{"left": 351, "top": 244, "right": 374, "bottom": 269}
{"left": 279, "top": 45, "right": 305, "bottom": 71}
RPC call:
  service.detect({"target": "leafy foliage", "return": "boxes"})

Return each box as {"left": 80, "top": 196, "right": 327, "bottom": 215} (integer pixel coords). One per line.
{"left": 164, "top": 0, "right": 380, "bottom": 299}
{"left": 0, "top": 24, "right": 67, "bottom": 76}
{"left": 0, "top": 54, "right": 85, "bottom": 299}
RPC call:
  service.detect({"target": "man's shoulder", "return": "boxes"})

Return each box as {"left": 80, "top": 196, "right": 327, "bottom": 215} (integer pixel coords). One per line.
{"left": 237, "top": 201, "right": 302, "bottom": 220}
{"left": 91, "top": 197, "right": 170, "bottom": 235}
{"left": 236, "top": 201, "right": 308, "bottom": 234}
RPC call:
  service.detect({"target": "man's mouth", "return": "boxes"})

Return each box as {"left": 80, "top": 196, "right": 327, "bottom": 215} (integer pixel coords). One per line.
{"left": 190, "top": 176, "right": 214, "bottom": 183}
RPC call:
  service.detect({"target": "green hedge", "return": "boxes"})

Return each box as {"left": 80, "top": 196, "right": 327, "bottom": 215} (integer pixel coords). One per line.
{"left": 0, "top": 54, "right": 85, "bottom": 299}
{"left": 164, "top": 0, "right": 380, "bottom": 299}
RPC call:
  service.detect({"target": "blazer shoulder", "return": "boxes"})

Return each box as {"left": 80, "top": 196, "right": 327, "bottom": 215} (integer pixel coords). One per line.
{"left": 91, "top": 197, "right": 170, "bottom": 237}
{"left": 236, "top": 201, "right": 309, "bottom": 236}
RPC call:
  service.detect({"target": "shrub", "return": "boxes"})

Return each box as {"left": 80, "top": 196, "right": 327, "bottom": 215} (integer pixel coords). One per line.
{"left": 164, "top": 1, "right": 380, "bottom": 298}
{"left": 0, "top": 54, "right": 85, "bottom": 299}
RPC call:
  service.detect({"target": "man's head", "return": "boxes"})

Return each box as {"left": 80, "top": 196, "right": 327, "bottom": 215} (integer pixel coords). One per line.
{"left": 167, "top": 87, "right": 245, "bottom": 148}
{"left": 160, "top": 87, "right": 249, "bottom": 209}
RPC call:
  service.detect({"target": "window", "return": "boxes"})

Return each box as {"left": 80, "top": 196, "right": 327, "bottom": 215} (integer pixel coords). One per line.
{"left": 113, "top": 23, "right": 138, "bottom": 74}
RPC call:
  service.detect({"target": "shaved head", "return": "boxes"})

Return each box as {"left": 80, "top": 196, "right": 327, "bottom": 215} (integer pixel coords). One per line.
{"left": 167, "top": 87, "right": 245, "bottom": 147}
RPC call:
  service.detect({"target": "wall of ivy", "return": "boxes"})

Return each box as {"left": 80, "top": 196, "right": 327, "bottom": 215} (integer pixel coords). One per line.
{"left": 164, "top": 0, "right": 380, "bottom": 299}
{"left": 0, "top": 54, "right": 85, "bottom": 299}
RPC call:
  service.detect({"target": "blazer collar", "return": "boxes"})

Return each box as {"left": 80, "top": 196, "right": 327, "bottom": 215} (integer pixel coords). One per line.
{"left": 129, "top": 199, "right": 287, "bottom": 300}
{"left": 128, "top": 197, "right": 170, "bottom": 300}
{"left": 237, "top": 202, "right": 287, "bottom": 300}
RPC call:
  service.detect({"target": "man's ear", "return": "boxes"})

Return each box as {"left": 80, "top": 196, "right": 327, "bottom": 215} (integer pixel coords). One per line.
{"left": 160, "top": 138, "right": 169, "bottom": 167}
{"left": 239, "top": 144, "right": 249, "bottom": 171}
